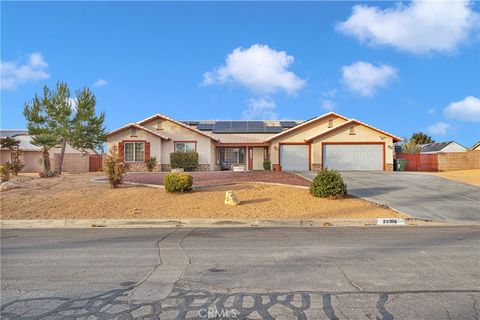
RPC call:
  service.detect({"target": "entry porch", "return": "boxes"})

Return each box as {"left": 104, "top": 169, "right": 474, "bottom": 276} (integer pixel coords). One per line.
{"left": 215, "top": 145, "right": 269, "bottom": 171}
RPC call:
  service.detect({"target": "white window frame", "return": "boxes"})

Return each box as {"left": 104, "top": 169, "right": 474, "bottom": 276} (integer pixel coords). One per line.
{"left": 218, "top": 147, "right": 246, "bottom": 164}
{"left": 174, "top": 141, "right": 196, "bottom": 152}
{"left": 124, "top": 142, "right": 145, "bottom": 162}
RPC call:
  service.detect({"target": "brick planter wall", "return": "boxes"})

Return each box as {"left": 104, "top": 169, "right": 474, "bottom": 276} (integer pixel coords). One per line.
{"left": 437, "top": 151, "right": 480, "bottom": 171}
{"left": 197, "top": 164, "right": 210, "bottom": 171}
{"left": 126, "top": 163, "right": 148, "bottom": 172}
{"left": 160, "top": 164, "right": 211, "bottom": 172}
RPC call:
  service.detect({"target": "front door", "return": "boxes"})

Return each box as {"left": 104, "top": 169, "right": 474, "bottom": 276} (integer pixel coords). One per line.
{"left": 248, "top": 147, "right": 253, "bottom": 170}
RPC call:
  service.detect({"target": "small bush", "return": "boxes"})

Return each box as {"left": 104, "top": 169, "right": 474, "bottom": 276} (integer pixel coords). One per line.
{"left": 145, "top": 157, "right": 158, "bottom": 172}
{"left": 170, "top": 152, "right": 198, "bottom": 171}
{"left": 104, "top": 146, "right": 127, "bottom": 188}
{"left": 309, "top": 169, "right": 347, "bottom": 198}
{"left": 0, "top": 164, "right": 10, "bottom": 182}
{"left": 7, "top": 160, "right": 25, "bottom": 176}
{"left": 39, "top": 170, "right": 57, "bottom": 178}
{"left": 164, "top": 172, "right": 193, "bottom": 193}
{"left": 263, "top": 160, "right": 271, "bottom": 170}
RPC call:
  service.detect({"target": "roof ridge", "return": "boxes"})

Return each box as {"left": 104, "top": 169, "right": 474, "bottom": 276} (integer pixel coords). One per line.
{"left": 137, "top": 113, "right": 220, "bottom": 142}
{"left": 264, "top": 112, "right": 350, "bottom": 142}
{"left": 305, "top": 118, "right": 401, "bottom": 142}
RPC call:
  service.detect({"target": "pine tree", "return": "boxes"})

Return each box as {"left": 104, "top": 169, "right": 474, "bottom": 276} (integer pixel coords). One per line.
{"left": 30, "top": 133, "right": 57, "bottom": 176}
{"left": 411, "top": 132, "right": 435, "bottom": 145}
{"left": 70, "top": 88, "right": 106, "bottom": 154}
{"left": 23, "top": 82, "right": 106, "bottom": 175}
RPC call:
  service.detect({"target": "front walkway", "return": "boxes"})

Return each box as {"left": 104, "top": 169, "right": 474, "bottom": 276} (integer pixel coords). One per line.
{"left": 298, "top": 171, "right": 480, "bottom": 222}
{"left": 124, "top": 171, "right": 311, "bottom": 188}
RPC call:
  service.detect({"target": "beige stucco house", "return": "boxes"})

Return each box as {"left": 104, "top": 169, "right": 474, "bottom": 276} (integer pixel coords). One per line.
{"left": 0, "top": 129, "right": 93, "bottom": 173}
{"left": 106, "top": 112, "right": 401, "bottom": 172}
{"left": 470, "top": 141, "right": 480, "bottom": 151}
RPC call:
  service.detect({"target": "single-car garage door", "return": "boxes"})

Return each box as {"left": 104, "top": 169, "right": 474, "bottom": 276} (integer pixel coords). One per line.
{"left": 280, "top": 144, "right": 309, "bottom": 171}
{"left": 323, "top": 144, "right": 383, "bottom": 171}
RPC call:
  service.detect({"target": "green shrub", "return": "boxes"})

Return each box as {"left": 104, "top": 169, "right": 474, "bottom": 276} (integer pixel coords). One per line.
{"left": 163, "top": 173, "right": 193, "bottom": 193}
{"left": 263, "top": 160, "right": 271, "bottom": 170}
{"left": 0, "top": 164, "right": 10, "bottom": 182}
{"left": 39, "top": 170, "right": 57, "bottom": 178}
{"left": 104, "top": 146, "right": 127, "bottom": 188}
{"left": 7, "top": 160, "right": 25, "bottom": 176}
{"left": 170, "top": 152, "right": 198, "bottom": 171}
{"left": 309, "top": 169, "right": 347, "bottom": 198}
{"left": 145, "top": 157, "right": 158, "bottom": 172}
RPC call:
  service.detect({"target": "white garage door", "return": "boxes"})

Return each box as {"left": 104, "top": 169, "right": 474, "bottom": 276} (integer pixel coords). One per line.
{"left": 280, "top": 144, "right": 309, "bottom": 171}
{"left": 323, "top": 144, "right": 383, "bottom": 171}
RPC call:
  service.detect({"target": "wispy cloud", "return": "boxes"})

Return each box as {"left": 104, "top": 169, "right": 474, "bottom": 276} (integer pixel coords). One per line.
{"left": 427, "top": 122, "right": 451, "bottom": 136}
{"left": 1, "top": 52, "right": 50, "bottom": 90}
{"left": 94, "top": 78, "right": 108, "bottom": 87}
{"left": 341, "top": 61, "right": 397, "bottom": 96}
{"left": 242, "top": 98, "right": 277, "bottom": 120}
{"left": 321, "top": 88, "right": 337, "bottom": 99}
{"left": 321, "top": 99, "right": 335, "bottom": 111}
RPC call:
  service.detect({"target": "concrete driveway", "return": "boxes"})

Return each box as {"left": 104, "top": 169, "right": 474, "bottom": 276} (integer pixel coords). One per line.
{"left": 299, "top": 171, "right": 480, "bottom": 222}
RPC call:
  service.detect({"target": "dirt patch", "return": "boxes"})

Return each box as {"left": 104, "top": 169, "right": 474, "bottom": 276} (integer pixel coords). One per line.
{"left": 0, "top": 173, "right": 405, "bottom": 220}
{"left": 432, "top": 169, "right": 480, "bottom": 187}
{"left": 124, "top": 171, "right": 311, "bottom": 187}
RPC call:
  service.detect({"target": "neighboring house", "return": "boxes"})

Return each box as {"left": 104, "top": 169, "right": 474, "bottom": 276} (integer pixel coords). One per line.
{"left": 470, "top": 141, "right": 480, "bottom": 151}
{"left": 0, "top": 129, "right": 93, "bottom": 173}
{"left": 420, "top": 141, "right": 467, "bottom": 154}
{"left": 106, "top": 112, "right": 401, "bottom": 171}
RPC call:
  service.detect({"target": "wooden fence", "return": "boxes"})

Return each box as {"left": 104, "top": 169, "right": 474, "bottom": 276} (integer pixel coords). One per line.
{"left": 89, "top": 154, "right": 103, "bottom": 172}
{"left": 396, "top": 151, "right": 480, "bottom": 172}
{"left": 396, "top": 153, "right": 438, "bottom": 171}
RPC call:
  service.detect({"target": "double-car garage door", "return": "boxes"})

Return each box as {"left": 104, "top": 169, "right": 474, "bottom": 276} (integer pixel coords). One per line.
{"left": 323, "top": 144, "right": 383, "bottom": 171}
{"left": 280, "top": 143, "right": 383, "bottom": 171}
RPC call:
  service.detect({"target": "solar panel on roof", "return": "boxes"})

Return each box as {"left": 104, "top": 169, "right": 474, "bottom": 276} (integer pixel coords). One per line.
{"left": 280, "top": 121, "right": 297, "bottom": 128}
{"left": 197, "top": 123, "right": 214, "bottom": 131}
{"left": 246, "top": 121, "right": 266, "bottom": 133}
{"left": 231, "top": 122, "right": 247, "bottom": 128}
{"left": 213, "top": 121, "right": 232, "bottom": 133}
{"left": 181, "top": 121, "right": 199, "bottom": 126}
{"left": 265, "top": 126, "right": 283, "bottom": 133}
{"left": 230, "top": 122, "right": 248, "bottom": 132}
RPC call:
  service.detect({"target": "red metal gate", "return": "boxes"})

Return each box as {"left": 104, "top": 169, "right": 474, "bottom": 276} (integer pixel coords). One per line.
{"left": 396, "top": 153, "right": 438, "bottom": 171}
{"left": 89, "top": 154, "right": 103, "bottom": 172}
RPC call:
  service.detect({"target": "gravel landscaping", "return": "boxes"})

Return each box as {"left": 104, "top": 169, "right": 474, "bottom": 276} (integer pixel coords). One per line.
{"left": 124, "top": 171, "right": 311, "bottom": 187}
{"left": 0, "top": 173, "right": 404, "bottom": 220}
{"left": 431, "top": 169, "right": 480, "bottom": 187}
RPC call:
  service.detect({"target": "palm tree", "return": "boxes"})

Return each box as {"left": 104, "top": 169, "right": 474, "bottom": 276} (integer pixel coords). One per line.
{"left": 31, "top": 134, "right": 57, "bottom": 176}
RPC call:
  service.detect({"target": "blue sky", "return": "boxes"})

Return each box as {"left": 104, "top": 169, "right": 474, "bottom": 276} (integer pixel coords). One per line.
{"left": 1, "top": 1, "right": 479, "bottom": 146}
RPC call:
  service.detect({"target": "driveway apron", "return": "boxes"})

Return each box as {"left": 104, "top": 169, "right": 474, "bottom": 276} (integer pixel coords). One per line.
{"left": 297, "top": 171, "right": 480, "bottom": 222}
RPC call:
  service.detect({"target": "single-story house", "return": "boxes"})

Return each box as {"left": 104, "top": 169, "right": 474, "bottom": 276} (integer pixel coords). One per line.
{"left": 470, "top": 141, "right": 480, "bottom": 151}
{"left": 106, "top": 112, "right": 401, "bottom": 171}
{"left": 0, "top": 129, "right": 93, "bottom": 173}
{"left": 420, "top": 141, "right": 467, "bottom": 154}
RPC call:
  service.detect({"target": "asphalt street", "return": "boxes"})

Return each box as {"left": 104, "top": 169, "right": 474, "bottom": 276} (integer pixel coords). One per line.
{"left": 1, "top": 227, "right": 479, "bottom": 319}
{"left": 299, "top": 171, "right": 480, "bottom": 222}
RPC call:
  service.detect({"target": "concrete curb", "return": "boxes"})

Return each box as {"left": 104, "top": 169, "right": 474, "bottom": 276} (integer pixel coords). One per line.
{"left": 1, "top": 218, "right": 474, "bottom": 229}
